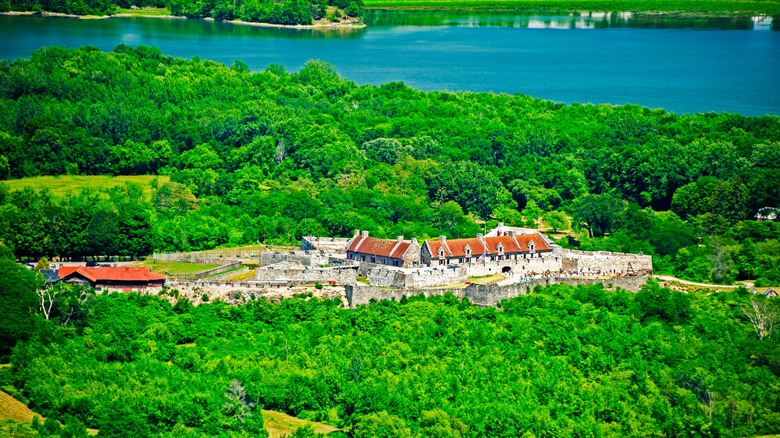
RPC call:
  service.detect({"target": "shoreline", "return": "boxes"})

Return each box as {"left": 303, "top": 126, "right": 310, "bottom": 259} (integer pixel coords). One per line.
{"left": 0, "top": 10, "right": 366, "bottom": 29}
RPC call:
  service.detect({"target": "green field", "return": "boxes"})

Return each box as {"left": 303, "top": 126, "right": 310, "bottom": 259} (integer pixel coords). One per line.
{"left": 363, "top": 0, "right": 780, "bottom": 13}
{"left": 1, "top": 175, "right": 170, "bottom": 202}
{"left": 133, "top": 260, "right": 220, "bottom": 275}
{"left": 114, "top": 7, "right": 174, "bottom": 16}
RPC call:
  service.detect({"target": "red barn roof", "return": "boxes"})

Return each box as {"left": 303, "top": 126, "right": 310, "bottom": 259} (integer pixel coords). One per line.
{"left": 58, "top": 266, "right": 166, "bottom": 283}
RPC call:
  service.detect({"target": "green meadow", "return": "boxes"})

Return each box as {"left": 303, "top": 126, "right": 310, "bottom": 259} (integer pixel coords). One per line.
{"left": 2, "top": 175, "right": 170, "bottom": 202}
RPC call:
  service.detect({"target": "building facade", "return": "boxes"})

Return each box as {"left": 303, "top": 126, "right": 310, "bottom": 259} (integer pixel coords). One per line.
{"left": 420, "top": 232, "right": 553, "bottom": 267}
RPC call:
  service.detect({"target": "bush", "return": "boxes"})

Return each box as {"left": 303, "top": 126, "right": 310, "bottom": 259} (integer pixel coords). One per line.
{"left": 755, "top": 278, "right": 772, "bottom": 287}
{"left": 201, "top": 293, "right": 209, "bottom": 302}
{"left": 315, "top": 282, "right": 323, "bottom": 290}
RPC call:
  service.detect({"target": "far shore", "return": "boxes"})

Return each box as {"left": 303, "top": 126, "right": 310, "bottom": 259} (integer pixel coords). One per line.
{"left": 0, "top": 10, "right": 367, "bottom": 29}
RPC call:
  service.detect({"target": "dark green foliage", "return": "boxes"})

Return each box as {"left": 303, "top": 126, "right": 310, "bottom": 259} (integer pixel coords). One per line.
{"left": 0, "top": 257, "right": 39, "bottom": 360}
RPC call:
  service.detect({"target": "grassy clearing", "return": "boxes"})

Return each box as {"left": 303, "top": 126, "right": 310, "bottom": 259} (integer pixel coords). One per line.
{"left": 1, "top": 175, "right": 169, "bottom": 202}
{"left": 0, "top": 391, "right": 98, "bottom": 436}
{"left": 467, "top": 273, "right": 507, "bottom": 284}
{"left": 133, "top": 260, "right": 220, "bottom": 274}
{"left": 115, "top": 7, "right": 173, "bottom": 16}
{"left": 363, "top": 0, "right": 780, "bottom": 13}
{"left": 225, "top": 269, "right": 257, "bottom": 281}
{"left": 262, "top": 409, "right": 341, "bottom": 438}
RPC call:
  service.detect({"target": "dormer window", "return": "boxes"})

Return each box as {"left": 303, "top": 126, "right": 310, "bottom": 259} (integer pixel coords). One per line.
{"left": 438, "top": 248, "right": 445, "bottom": 258}
{"left": 529, "top": 241, "right": 536, "bottom": 252}
{"left": 497, "top": 243, "right": 504, "bottom": 254}
{"left": 465, "top": 245, "right": 471, "bottom": 256}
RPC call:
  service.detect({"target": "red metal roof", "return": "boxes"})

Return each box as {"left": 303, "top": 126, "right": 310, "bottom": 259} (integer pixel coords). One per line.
{"left": 425, "top": 233, "right": 551, "bottom": 257}
{"left": 58, "top": 266, "right": 166, "bottom": 282}
{"left": 514, "top": 234, "right": 552, "bottom": 252}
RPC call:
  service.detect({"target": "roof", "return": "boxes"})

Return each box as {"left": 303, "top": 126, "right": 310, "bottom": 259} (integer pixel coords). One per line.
{"left": 514, "top": 233, "right": 553, "bottom": 252}
{"left": 348, "top": 236, "right": 412, "bottom": 258}
{"left": 425, "top": 233, "right": 552, "bottom": 257}
{"left": 58, "top": 266, "right": 166, "bottom": 283}
{"left": 39, "top": 269, "right": 60, "bottom": 283}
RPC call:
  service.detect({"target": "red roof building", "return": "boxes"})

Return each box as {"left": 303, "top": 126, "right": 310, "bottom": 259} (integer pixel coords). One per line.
{"left": 421, "top": 232, "right": 552, "bottom": 266}
{"left": 346, "top": 231, "right": 421, "bottom": 268}
{"left": 58, "top": 266, "right": 166, "bottom": 293}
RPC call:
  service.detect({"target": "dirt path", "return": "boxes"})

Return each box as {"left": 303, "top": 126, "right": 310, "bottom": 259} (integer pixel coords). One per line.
{"left": 653, "top": 275, "right": 751, "bottom": 289}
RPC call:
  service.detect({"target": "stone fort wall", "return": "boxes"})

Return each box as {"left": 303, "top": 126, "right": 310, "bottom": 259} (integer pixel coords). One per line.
{"left": 256, "top": 266, "right": 357, "bottom": 285}
{"left": 561, "top": 249, "right": 652, "bottom": 274}
{"left": 345, "top": 275, "right": 649, "bottom": 308}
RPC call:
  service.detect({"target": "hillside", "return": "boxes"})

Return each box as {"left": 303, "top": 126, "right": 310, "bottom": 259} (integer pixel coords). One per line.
{"left": 4, "top": 281, "right": 780, "bottom": 437}
{"left": 1, "top": 45, "right": 778, "bottom": 287}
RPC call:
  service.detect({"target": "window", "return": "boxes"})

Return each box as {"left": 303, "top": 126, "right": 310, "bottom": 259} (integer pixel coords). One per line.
{"left": 439, "top": 259, "right": 445, "bottom": 265}
{"left": 466, "top": 257, "right": 471, "bottom": 263}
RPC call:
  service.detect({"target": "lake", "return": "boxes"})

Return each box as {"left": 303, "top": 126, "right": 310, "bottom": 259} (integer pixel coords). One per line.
{"left": 2, "top": 11, "right": 779, "bottom": 116}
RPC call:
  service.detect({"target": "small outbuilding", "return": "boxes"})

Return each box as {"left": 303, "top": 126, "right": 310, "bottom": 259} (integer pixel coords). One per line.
{"left": 58, "top": 266, "right": 166, "bottom": 293}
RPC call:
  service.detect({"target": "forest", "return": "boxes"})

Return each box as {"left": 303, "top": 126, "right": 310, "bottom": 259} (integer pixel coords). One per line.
{"left": 2, "top": 241, "right": 780, "bottom": 437}
{"left": 3, "top": 0, "right": 364, "bottom": 26}
{"left": 1, "top": 45, "right": 779, "bottom": 285}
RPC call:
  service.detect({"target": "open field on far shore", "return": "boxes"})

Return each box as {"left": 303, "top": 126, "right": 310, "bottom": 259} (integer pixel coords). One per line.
{"left": 115, "top": 7, "right": 174, "bottom": 16}
{"left": 1, "top": 175, "right": 170, "bottom": 202}
{"left": 133, "top": 260, "right": 220, "bottom": 274}
{"left": 363, "top": 0, "right": 780, "bottom": 13}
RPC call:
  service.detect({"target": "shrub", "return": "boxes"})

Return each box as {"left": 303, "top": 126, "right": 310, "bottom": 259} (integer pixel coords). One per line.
{"left": 315, "top": 282, "right": 323, "bottom": 290}
{"left": 201, "top": 293, "right": 209, "bottom": 302}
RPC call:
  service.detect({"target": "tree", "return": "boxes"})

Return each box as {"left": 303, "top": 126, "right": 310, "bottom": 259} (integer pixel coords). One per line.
{"left": 354, "top": 411, "right": 412, "bottom": 438}
{"left": 544, "top": 210, "right": 569, "bottom": 232}
{"left": 742, "top": 296, "right": 777, "bottom": 340}
{"left": 86, "top": 209, "right": 119, "bottom": 258}
{"left": 572, "top": 194, "right": 625, "bottom": 238}
{"left": 0, "top": 256, "right": 39, "bottom": 359}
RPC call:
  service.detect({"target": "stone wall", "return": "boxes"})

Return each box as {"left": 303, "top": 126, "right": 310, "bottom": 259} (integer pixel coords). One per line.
{"left": 259, "top": 251, "right": 342, "bottom": 267}
{"left": 462, "top": 256, "right": 561, "bottom": 277}
{"left": 345, "top": 275, "right": 650, "bottom": 308}
{"left": 300, "top": 236, "right": 351, "bottom": 251}
{"left": 367, "top": 266, "right": 464, "bottom": 289}
{"left": 561, "top": 249, "right": 653, "bottom": 274}
{"left": 256, "top": 266, "right": 357, "bottom": 285}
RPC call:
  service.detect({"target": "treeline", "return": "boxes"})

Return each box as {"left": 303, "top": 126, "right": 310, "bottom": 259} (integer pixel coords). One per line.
{"left": 2, "top": 0, "right": 364, "bottom": 26}
{"left": 4, "top": 259, "right": 780, "bottom": 437}
{"left": 0, "top": 45, "right": 779, "bottom": 283}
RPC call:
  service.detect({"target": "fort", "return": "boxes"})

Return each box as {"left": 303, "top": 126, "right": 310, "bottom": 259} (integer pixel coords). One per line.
{"left": 153, "top": 223, "right": 653, "bottom": 307}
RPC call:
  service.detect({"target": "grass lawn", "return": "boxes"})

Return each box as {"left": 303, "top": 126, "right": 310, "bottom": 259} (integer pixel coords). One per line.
{"left": 262, "top": 410, "right": 342, "bottom": 438}
{"left": 363, "top": 0, "right": 780, "bottom": 13}
{"left": 114, "top": 7, "right": 173, "bottom": 16}
{"left": 225, "top": 269, "right": 257, "bottom": 281}
{"left": 467, "top": 273, "right": 507, "bottom": 284}
{"left": 1, "top": 175, "right": 169, "bottom": 202}
{"left": 0, "top": 390, "right": 98, "bottom": 436}
{"left": 133, "top": 260, "right": 220, "bottom": 275}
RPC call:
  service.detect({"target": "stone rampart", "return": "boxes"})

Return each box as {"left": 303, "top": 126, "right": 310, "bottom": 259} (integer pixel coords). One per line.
{"left": 259, "top": 251, "right": 342, "bottom": 267}
{"left": 367, "top": 266, "right": 464, "bottom": 289}
{"left": 256, "top": 266, "right": 357, "bottom": 285}
{"left": 345, "top": 275, "right": 649, "bottom": 308}
{"left": 561, "top": 249, "right": 652, "bottom": 274}
{"left": 301, "top": 236, "right": 351, "bottom": 251}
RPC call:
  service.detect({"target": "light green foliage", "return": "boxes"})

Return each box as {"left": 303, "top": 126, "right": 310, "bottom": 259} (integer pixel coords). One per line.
{"left": 6, "top": 285, "right": 780, "bottom": 437}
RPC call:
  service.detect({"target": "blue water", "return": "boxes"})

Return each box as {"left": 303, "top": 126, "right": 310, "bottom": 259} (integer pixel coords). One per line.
{"left": 2, "top": 12, "right": 779, "bottom": 116}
